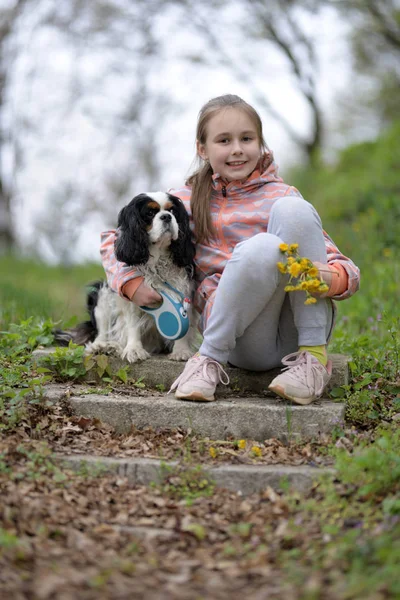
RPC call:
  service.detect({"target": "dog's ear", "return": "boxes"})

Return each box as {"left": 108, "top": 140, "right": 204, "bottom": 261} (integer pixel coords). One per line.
{"left": 169, "top": 195, "right": 196, "bottom": 272}
{"left": 114, "top": 200, "right": 150, "bottom": 265}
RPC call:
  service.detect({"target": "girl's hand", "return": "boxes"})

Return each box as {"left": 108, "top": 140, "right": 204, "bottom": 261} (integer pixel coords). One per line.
{"left": 132, "top": 281, "right": 162, "bottom": 307}
{"left": 313, "top": 261, "right": 333, "bottom": 297}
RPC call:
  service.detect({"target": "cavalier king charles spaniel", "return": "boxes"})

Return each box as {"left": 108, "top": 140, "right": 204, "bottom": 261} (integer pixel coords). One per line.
{"left": 55, "top": 192, "right": 197, "bottom": 363}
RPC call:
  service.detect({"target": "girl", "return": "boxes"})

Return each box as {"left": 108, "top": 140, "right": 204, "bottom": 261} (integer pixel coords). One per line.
{"left": 101, "top": 94, "right": 360, "bottom": 405}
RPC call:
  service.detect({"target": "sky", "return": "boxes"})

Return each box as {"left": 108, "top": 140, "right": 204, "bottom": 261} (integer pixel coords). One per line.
{"left": 7, "top": 3, "right": 360, "bottom": 264}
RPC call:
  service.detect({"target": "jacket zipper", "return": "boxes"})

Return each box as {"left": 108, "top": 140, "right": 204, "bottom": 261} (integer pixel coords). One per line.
{"left": 217, "top": 185, "right": 229, "bottom": 253}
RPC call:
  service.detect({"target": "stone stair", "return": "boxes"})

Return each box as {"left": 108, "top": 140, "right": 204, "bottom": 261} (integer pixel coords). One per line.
{"left": 35, "top": 349, "right": 349, "bottom": 494}
{"left": 55, "top": 454, "right": 335, "bottom": 496}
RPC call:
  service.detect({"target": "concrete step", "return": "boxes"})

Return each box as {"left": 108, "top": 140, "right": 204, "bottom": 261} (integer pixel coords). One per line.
{"left": 57, "top": 453, "right": 334, "bottom": 495}
{"left": 43, "top": 384, "right": 344, "bottom": 443}
{"left": 34, "top": 349, "right": 350, "bottom": 397}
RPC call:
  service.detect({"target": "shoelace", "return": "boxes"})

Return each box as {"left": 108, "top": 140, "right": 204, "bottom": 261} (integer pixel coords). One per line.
{"left": 169, "top": 355, "right": 230, "bottom": 393}
{"left": 280, "top": 351, "right": 327, "bottom": 396}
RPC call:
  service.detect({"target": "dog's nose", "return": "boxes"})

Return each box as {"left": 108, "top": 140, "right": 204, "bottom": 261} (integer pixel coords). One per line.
{"left": 160, "top": 213, "right": 172, "bottom": 222}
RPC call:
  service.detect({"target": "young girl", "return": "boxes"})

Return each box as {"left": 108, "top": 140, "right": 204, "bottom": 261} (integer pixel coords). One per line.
{"left": 101, "top": 94, "right": 360, "bottom": 405}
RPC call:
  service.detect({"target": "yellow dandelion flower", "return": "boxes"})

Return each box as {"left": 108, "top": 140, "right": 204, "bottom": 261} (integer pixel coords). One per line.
{"left": 300, "top": 281, "right": 308, "bottom": 290}
{"left": 238, "top": 439, "right": 246, "bottom": 450}
{"left": 308, "top": 267, "right": 319, "bottom": 277}
{"left": 284, "top": 285, "right": 295, "bottom": 292}
{"left": 300, "top": 258, "right": 310, "bottom": 269}
{"left": 319, "top": 282, "right": 329, "bottom": 292}
{"left": 277, "top": 262, "right": 287, "bottom": 274}
{"left": 288, "top": 243, "right": 299, "bottom": 254}
{"left": 209, "top": 447, "right": 217, "bottom": 458}
{"left": 287, "top": 256, "right": 295, "bottom": 265}
{"left": 251, "top": 446, "right": 262, "bottom": 457}
{"left": 305, "top": 297, "right": 317, "bottom": 305}
{"left": 279, "top": 243, "right": 289, "bottom": 252}
{"left": 289, "top": 262, "right": 303, "bottom": 277}
{"left": 307, "top": 279, "right": 321, "bottom": 292}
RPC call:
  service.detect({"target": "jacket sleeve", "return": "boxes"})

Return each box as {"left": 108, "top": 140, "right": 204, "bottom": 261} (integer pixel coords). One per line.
{"left": 324, "top": 231, "right": 360, "bottom": 300}
{"left": 100, "top": 230, "right": 143, "bottom": 298}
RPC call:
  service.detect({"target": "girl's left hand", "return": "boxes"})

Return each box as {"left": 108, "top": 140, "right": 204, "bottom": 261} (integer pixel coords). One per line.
{"left": 313, "top": 261, "right": 333, "bottom": 297}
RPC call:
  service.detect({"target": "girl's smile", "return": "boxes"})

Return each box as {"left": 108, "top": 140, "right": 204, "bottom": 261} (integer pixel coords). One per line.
{"left": 197, "top": 108, "right": 262, "bottom": 182}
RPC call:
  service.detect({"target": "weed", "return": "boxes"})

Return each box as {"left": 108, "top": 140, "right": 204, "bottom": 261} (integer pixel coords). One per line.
{"left": 36, "top": 343, "right": 88, "bottom": 380}
{"left": 74, "top": 459, "right": 109, "bottom": 479}
{"left": 0, "top": 528, "right": 21, "bottom": 550}
{"left": 156, "top": 463, "right": 215, "bottom": 502}
{"left": 285, "top": 405, "right": 293, "bottom": 440}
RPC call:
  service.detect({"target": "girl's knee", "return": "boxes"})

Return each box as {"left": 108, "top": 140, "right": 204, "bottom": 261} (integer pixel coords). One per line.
{"left": 271, "top": 196, "right": 321, "bottom": 229}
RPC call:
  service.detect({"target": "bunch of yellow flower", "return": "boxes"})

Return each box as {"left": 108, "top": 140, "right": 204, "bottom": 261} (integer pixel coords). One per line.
{"left": 277, "top": 243, "right": 329, "bottom": 305}
{"left": 251, "top": 446, "right": 262, "bottom": 458}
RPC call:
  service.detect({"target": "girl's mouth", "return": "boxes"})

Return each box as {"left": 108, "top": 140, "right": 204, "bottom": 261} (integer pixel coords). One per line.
{"left": 227, "top": 161, "right": 246, "bottom": 167}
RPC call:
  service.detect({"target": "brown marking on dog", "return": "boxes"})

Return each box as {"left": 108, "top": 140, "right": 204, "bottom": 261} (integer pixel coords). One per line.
{"left": 148, "top": 201, "right": 160, "bottom": 210}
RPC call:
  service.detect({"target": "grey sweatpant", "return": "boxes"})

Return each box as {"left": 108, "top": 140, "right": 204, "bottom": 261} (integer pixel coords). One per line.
{"left": 199, "top": 196, "right": 334, "bottom": 371}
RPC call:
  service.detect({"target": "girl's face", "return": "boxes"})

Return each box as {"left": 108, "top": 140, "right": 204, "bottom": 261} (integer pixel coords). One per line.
{"left": 197, "top": 107, "right": 262, "bottom": 182}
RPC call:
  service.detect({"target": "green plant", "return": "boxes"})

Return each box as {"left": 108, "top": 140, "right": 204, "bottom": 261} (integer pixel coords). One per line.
{"left": 0, "top": 316, "right": 55, "bottom": 357}
{"left": 335, "top": 427, "right": 400, "bottom": 501}
{"left": 156, "top": 463, "right": 215, "bottom": 502}
{"left": 37, "top": 343, "right": 88, "bottom": 380}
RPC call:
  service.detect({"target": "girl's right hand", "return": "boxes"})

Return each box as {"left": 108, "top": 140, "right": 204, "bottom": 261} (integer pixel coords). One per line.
{"left": 132, "top": 281, "right": 162, "bottom": 307}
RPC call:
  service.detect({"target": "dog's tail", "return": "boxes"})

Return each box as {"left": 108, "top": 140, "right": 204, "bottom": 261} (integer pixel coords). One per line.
{"left": 53, "top": 281, "right": 103, "bottom": 346}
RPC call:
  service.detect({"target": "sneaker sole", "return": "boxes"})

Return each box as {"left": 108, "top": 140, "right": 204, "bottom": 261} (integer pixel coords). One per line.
{"left": 268, "top": 384, "right": 316, "bottom": 405}
{"left": 175, "top": 390, "right": 215, "bottom": 402}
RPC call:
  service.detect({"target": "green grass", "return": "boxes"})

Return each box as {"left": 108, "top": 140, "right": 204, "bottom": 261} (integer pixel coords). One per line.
{"left": 0, "top": 255, "right": 103, "bottom": 328}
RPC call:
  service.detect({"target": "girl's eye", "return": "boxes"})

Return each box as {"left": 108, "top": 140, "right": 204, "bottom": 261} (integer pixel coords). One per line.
{"left": 218, "top": 138, "right": 229, "bottom": 144}
{"left": 243, "top": 136, "right": 253, "bottom": 142}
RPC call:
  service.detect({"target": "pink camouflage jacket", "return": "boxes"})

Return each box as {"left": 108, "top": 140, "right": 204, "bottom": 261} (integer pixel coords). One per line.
{"left": 100, "top": 158, "right": 360, "bottom": 332}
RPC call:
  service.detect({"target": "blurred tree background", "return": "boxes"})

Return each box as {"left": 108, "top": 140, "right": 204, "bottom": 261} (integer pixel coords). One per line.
{"left": 0, "top": 0, "right": 399, "bottom": 263}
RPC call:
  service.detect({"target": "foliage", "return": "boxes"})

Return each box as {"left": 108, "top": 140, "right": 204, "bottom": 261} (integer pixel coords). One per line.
{"left": 0, "top": 256, "right": 103, "bottom": 329}
{"left": 328, "top": 0, "right": 400, "bottom": 126}
{"left": 38, "top": 343, "right": 106, "bottom": 381}
{"left": 0, "top": 318, "right": 55, "bottom": 430}
{"left": 335, "top": 426, "right": 400, "bottom": 502}
{"left": 157, "top": 464, "right": 215, "bottom": 503}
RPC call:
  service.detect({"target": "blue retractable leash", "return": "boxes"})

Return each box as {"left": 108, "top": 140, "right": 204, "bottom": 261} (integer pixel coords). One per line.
{"left": 140, "top": 282, "right": 191, "bottom": 340}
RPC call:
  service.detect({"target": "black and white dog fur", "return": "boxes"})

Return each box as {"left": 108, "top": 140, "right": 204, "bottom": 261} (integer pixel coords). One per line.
{"left": 55, "top": 192, "right": 197, "bottom": 363}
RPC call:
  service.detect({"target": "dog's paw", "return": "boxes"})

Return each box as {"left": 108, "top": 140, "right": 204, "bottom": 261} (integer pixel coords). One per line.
{"left": 168, "top": 347, "right": 193, "bottom": 361}
{"left": 85, "top": 341, "right": 122, "bottom": 356}
{"left": 122, "top": 346, "right": 151, "bottom": 363}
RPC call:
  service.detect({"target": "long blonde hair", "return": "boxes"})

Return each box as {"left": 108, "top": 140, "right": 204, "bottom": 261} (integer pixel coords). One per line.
{"left": 188, "top": 94, "right": 270, "bottom": 244}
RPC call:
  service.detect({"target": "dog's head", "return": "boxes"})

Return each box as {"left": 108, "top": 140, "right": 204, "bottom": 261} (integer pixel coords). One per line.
{"left": 114, "top": 192, "right": 195, "bottom": 270}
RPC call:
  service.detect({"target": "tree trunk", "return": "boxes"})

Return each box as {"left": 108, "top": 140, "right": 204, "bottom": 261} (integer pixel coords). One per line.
{"left": 0, "top": 175, "right": 13, "bottom": 254}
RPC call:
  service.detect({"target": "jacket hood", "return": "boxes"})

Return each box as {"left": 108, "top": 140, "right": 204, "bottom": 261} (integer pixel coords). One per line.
{"left": 211, "top": 152, "right": 283, "bottom": 193}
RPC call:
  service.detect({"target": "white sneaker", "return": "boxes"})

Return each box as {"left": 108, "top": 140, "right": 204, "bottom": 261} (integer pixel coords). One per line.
{"left": 268, "top": 351, "right": 332, "bottom": 405}
{"left": 169, "top": 353, "right": 230, "bottom": 402}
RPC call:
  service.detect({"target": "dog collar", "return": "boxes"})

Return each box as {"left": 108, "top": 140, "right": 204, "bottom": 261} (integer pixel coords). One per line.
{"left": 140, "top": 282, "right": 191, "bottom": 340}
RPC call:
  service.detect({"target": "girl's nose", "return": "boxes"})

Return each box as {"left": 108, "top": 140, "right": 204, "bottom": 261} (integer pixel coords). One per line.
{"left": 232, "top": 140, "right": 243, "bottom": 154}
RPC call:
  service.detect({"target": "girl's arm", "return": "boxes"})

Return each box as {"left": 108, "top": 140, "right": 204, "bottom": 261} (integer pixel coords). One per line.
{"left": 100, "top": 230, "right": 144, "bottom": 299}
